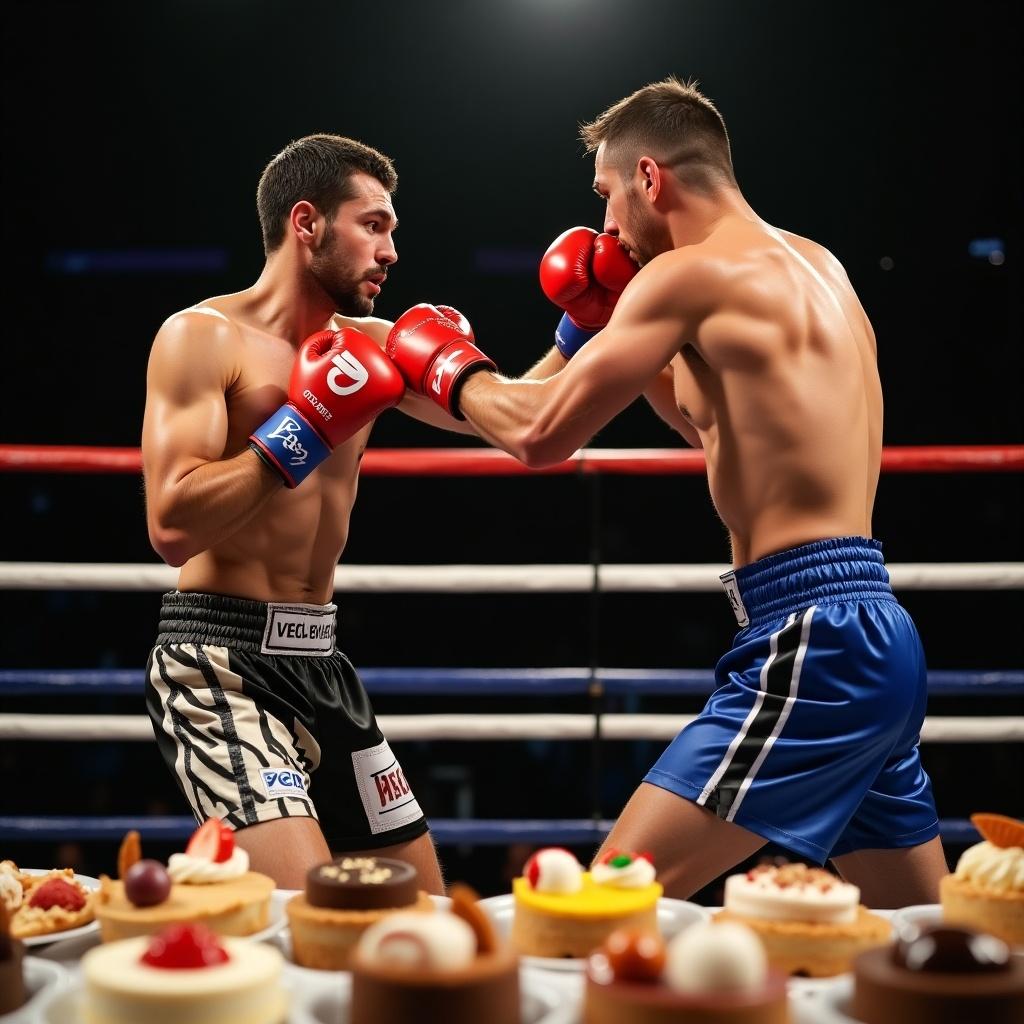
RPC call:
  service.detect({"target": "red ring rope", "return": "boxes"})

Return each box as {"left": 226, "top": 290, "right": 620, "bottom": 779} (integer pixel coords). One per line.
{"left": 0, "top": 444, "right": 1021, "bottom": 476}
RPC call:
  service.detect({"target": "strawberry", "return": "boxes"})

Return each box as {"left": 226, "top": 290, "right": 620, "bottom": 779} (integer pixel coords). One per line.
{"left": 184, "top": 818, "right": 235, "bottom": 863}
{"left": 28, "top": 877, "right": 86, "bottom": 912}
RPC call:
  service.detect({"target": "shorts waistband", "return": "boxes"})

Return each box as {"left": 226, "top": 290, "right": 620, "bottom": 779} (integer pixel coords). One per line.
{"left": 156, "top": 591, "right": 338, "bottom": 656}
{"left": 720, "top": 536, "right": 894, "bottom": 628}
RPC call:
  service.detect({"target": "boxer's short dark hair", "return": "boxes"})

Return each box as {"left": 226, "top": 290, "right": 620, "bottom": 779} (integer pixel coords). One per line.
{"left": 580, "top": 77, "right": 735, "bottom": 194}
{"left": 257, "top": 134, "right": 397, "bottom": 254}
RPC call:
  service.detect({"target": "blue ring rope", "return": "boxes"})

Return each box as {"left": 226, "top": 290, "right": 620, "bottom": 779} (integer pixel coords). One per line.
{"left": 1, "top": 668, "right": 1021, "bottom": 697}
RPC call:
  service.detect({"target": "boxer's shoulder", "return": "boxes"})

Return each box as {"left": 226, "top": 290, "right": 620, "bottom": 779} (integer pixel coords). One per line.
{"left": 331, "top": 313, "right": 393, "bottom": 349}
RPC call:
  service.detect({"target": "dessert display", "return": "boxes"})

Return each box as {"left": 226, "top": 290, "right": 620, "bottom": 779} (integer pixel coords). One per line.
{"left": 0, "top": 902, "right": 27, "bottom": 1015}
{"left": 96, "top": 820, "right": 275, "bottom": 942}
{"left": 350, "top": 883, "right": 519, "bottom": 1024}
{"left": 286, "top": 854, "right": 433, "bottom": 969}
{"left": 81, "top": 921, "right": 287, "bottom": 1024}
{"left": 714, "top": 861, "right": 890, "bottom": 976}
{"left": 940, "top": 811, "right": 1024, "bottom": 945}
{"left": 511, "top": 846, "right": 663, "bottom": 958}
{"left": 3, "top": 859, "right": 95, "bottom": 940}
{"left": 850, "top": 923, "right": 1024, "bottom": 1023}
{"left": 583, "top": 920, "right": 789, "bottom": 1023}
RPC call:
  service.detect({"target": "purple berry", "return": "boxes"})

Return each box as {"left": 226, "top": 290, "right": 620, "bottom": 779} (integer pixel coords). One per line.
{"left": 125, "top": 859, "right": 171, "bottom": 907}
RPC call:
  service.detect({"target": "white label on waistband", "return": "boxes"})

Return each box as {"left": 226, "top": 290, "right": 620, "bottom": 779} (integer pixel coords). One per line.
{"left": 260, "top": 602, "right": 337, "bottom": 656}
{"left": 352, "top": 740, "right": 424, "bottom": 835}
{"left": 720, "top": 570, "right": 750, "bottom": 628}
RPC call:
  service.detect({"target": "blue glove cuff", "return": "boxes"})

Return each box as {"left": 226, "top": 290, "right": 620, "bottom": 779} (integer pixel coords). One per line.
{"left": 554, "top": 312, "right": 597, "bottom": 359}
{"left": 249, "top": 404, "right": 331, "bottom": 488}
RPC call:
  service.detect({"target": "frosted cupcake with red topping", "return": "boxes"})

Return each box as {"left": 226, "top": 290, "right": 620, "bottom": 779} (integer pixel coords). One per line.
{"left": 511, "top": 847, "right": 663, "bottom": 958}
{"left": 81, "top": 922, "right": 286, "bottom": 1024}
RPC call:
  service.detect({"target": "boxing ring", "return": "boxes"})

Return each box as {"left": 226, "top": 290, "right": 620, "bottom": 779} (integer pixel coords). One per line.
{"left": 1, "top": 442, "right": 1022, "bottom": 851}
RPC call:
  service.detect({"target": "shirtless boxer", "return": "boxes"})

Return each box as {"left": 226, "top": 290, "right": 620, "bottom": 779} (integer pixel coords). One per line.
{"left": 385, "top": 79, "right": 949, "bottom": 906}
{"left": 141, "top": 134, "right": 476, "bottom": 890}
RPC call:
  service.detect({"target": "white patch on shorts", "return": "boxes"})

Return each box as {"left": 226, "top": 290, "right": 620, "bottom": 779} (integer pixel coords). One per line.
{"left": 259, "top": 767, "right": 308, "bottom": 800}
{"left": 720, "top": 570, "right": 750, "bottom": 627}
{"left": 260, "top": 602, "right": 337, "bottom": 656}
{"left": 351, "top": 740, "right": 423, "bottom": 835}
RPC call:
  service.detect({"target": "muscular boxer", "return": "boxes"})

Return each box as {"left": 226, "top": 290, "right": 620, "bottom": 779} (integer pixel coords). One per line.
{"left": 141, "top": 134, "right": 475, "bottom": 890}
{"left": 387, "top": 79, "right": 949, "bottom": 906}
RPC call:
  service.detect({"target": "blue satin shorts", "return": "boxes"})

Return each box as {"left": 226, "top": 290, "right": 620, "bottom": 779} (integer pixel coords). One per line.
{"left": 644, "top": 537, "right": 940, "bottom": 863}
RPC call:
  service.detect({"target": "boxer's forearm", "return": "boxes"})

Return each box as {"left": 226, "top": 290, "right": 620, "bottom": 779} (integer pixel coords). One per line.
{"left": 520, "top": 346, "right": 568, "bottom": 381}
{"left": 147, "top": 449, "right": 281, "bottom": 567}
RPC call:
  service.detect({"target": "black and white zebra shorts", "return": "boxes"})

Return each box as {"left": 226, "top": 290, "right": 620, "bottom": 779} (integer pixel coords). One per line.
{"left": 145, "top": 591, "right": 428, "bottom": 851}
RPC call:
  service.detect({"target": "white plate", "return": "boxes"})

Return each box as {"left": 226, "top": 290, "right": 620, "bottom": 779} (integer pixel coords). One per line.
{"left": 291, "top": 967, "right": 570, "bottom": 1024}
{"left": 794, "top": 975, "right": 859, "bottom": 1023}
{"left": 17, "top": 871, "right": 101, "bottom": 948}
{"left": 888, "top": 902, "right": 941, "bottom": 941}
{"left": 0, "top": 958, "right": 69, "bottom": 1023}
{"left": 478, "top": 894, "right": 710, "bottom": 972}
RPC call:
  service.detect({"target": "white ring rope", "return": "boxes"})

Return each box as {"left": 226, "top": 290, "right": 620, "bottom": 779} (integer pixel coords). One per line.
{"left": 1, "top": 562, "right": 1022, "bottom": 592}
{"left": 2, "top": 714, "right": 1022, "bottom": 743}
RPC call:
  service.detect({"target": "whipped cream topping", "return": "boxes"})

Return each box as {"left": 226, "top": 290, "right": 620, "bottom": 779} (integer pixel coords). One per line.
{"left": 0, "top": 869, "right": 21, "bottom": 911}
{"left": 724, "top": 864, "right": 859, "bottom": 924}
{"left": 665, "top": 921, "right": 767, "bottom": 994}
{"left": 358, "top": 912, "right": 476, "bottom": 970}
{"left": 591, "top": 856, "right": 657, "bottom": 889}
{"left": 167, "top": 846, "right": 249, "bottom": 884}
{"left": 955, "top": 840, "right": 1024, "bottom": 893}
{"left": 525, "top": 848, "right": 583, "bottom": 894}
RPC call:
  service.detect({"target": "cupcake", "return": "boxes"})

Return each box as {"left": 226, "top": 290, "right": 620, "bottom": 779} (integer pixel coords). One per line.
{"left": 940, "top": 812, "right": 1024, "bottom": 945}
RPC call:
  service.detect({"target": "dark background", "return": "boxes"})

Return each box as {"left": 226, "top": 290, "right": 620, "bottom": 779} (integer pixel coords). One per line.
{"left": 1, "top": 0, "right": 1021, "bottom": 898}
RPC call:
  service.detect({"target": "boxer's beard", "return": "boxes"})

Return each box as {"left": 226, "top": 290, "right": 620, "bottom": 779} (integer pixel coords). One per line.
{"left": 623, "top": 185, "right": 671, "bottom": 267}
{"left": 311, "top": 231, "right": 377, "bottom": 316}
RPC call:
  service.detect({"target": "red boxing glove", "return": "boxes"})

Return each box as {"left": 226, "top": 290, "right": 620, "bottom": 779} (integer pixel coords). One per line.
{"left": 250, "top": 327, "right": 405, "bottom": 487}
{"left": 540, "top": 226, "right": 638, "bottom": 357}
{"left": 386, "top": 304, "right": 495, "bottom": 418}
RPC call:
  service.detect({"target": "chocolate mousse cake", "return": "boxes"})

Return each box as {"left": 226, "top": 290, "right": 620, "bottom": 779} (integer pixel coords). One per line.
{"left": 583, "top": 920, "right": 789, "bottom": 1023}
{"left": 286, "top": 855, "right": 433, "bottom": 969}
{"left": 850, "top": 924, "right": 1024, "bottom": 1023}
{"left": 0, "top": 903, "right": 27, "bottom": 1015}
{"left": 350, "top": 884, "right": 519, "bottom": 1024}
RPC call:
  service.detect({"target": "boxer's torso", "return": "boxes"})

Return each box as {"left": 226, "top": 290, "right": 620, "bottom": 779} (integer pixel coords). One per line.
{"left": 175, "top": 296, "right": 389, "bottom": 605}
{"left": 669, "top": 219, "right": 882, "bottom": 567}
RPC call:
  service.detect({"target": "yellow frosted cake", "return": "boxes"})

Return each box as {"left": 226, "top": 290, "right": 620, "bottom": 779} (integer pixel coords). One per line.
{"left": 511, "top": 847, "right": 662, "bottom": 958}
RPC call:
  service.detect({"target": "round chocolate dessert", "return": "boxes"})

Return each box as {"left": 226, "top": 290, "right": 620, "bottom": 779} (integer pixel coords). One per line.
{"left": 350, "top": 885, "right": 519, "bottom": 1024}
{"left": 286, "top": 856, "right": 432, "bottom": 970}
{"left": 850, "top": 924, "right": 1024, "bottom": 1024}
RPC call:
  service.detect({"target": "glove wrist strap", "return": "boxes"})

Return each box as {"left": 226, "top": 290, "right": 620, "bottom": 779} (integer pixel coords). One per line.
{"left": 554, "top": 312, "right": 597, "bottom": 358}
{"left": 249, "top": 404, "right": 331, "bottom": 488}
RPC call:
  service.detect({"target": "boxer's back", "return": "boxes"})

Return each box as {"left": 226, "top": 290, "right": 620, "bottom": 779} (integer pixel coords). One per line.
{"left": 671, "top": 218, "right": 882, "bottom": 566}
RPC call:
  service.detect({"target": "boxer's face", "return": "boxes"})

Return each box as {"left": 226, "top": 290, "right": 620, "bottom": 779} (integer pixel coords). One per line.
{"left": 311, "top": 173, "right": 397, "bottom": 316}
{"left": 594, "top": 143, "right": 670, "bottom": 268}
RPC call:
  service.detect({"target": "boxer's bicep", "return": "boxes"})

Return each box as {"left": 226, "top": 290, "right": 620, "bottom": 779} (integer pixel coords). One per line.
{"left": 142, "top": 315, "right": 233, "bottom": 502}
